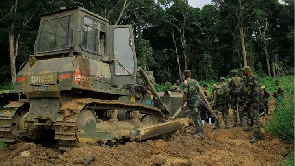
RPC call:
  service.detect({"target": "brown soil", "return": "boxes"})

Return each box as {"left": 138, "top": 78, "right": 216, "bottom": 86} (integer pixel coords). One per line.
{"left": 0, "top": 99, "right": 293, "bottom": 166}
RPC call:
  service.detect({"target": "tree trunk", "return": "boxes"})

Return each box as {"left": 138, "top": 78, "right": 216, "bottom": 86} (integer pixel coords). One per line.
{"left": 114, "top": 0, "right": 130, "bottom": 25}
{"left": 265, "top": 48, "right": 271, "bottom": 76}
{"left": 239, "top": 26, "right": 247, "bottom": 66}
{"left": 176, "top": 54, "right": 182, "bottom": 82}
{"left": 171, "top": 30, "right": 182, "bottom": 82}
{"left": 237, "top": 0, "right": 247, "bottom": 66}
{"left": 9, "top": 24, "right": 16, "bottom": 82}
{"left": 272, "top": 63, "right": 276, "bottom": 77}
{"left": 183, "top": 49, "right": 187, "bottom": 70}
{"left": 248, "top": 41, "right": 254, "bottom": 69}
{"left": 261, "top": 19, "right": 271, "bottom": 76}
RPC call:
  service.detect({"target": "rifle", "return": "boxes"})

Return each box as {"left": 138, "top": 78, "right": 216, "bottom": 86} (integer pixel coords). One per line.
{"left": 196, "top": 81, "right": 219, "bottom": 120}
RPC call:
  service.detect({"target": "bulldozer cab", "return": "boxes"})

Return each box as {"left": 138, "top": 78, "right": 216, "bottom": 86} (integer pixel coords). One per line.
{"left": 34, "top": 7, "right": 136, "bottom": 86}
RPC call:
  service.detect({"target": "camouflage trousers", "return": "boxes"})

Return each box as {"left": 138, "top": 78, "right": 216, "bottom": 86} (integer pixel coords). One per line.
{"left": 188, "top": 106, "right": 203, "bottom": 133}
{"left": 231, "top": 96, "right": 244, "bottom": 125}
{"left": 232, "top": 104, "right": 244, "bottom": 125}
{"left": 243, "top": 103, "right": 260, "bottom": 133}
{"left": 214, "top": 104, "right": 229, "bottom": 127}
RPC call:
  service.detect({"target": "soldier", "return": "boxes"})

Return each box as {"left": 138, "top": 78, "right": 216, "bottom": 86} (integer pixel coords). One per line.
{"left": 275, "top": 80, "right": 284, "bottom": 98}
{"left": 228, "top": 70, "right": 244, "bottom": 127}
{"left": 170, "top": 80, "right": 181, "bottom": 92}
{"left": 273, "top": 80, "right": 285, "bottom": 112}
{"left": 212, "top": 77, "right": 231, "bottom": 130}
{"left": 181, "top": 70, "right": 203, "bottom": 136}
{"left": 241, "top": 66, "right": 262, "bottom": 143}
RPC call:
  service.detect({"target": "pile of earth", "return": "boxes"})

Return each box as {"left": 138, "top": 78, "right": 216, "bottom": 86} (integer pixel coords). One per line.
{"left": 0, "top": 122, "right": 292, "bottom": 166}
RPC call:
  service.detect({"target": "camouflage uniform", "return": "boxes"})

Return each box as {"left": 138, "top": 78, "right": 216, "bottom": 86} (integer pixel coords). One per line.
{"left": 212, "top": 77, "right": 230, "bottom": 129}
{"left": 241, "top": 66, "right": 261, "bottom": 143}
{"left": 183, "top": 77, "right": 202, "bottom": 133}
{"left": 228, "top": 70, "right": 244, "bottom": 127}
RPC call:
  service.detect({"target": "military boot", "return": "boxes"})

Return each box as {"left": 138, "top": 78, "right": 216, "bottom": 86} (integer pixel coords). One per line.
{"left": 225, "top": 124, "right": 231, "bottom": 129}
{"left": 213, "top": 125, "right": 220, "bottom": 130}
{"left": 193, "top": 131, "right": 203, "bottom": 137}
{"left": 193, "top": 128, "right": 203, "bottom": 137}
{"left": 250, "top": 132, "right": 262, "bottom": 143}
{"left": 243, "top": 118, "right": 248, "bottom": 131}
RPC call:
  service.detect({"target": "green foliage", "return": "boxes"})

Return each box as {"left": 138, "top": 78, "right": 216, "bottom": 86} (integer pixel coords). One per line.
{"left": 0, "top": 82, "right": 14, "bottom": 91}
{"left": 259, "top": 76, "right": 294, "bottom": 95}
{"left": 199, "top": 53, "right": 216, "bottom": 80}
{"left": 275, "top": 153, "right": 294, "bottom": 166}
{"left": 263, "top": 76, "right": 294, "bottom": 143}
{"left": 256, "top": 62, "right": 267, "bottom": 77}
{"left": 198, "top": 80, "right": 216, "bottom": 94}
{"left": 0, "top": 66, "right": 11, "bottom": 83}
{"left": 267, "top": 100, "right": 294, "bottom": 143}
{"left": 136, "top": 39, "right": 155, "bottom": 70}
{"left": 0, "top": 141, "right": 4, "bottom": 149}
{"left": 154, "top": 82, "right": 172, "bottom": 92}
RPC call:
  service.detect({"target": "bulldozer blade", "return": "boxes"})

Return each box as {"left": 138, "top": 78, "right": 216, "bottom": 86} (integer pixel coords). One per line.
{"left": 135, "top": 118, "right": 189, "bottom": 141}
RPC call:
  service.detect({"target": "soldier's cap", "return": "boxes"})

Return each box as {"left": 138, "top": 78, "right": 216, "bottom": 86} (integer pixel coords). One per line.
{"left": 261, "top": 86, "right": 266, "bottom": 89}
{"left": 231, "top": 69, "right": 238, "bottom": 73}
{"left": 241, "top": 66, "right": 251, "bottom": 71}
{"left": 183, "top": 70, "right": 191, "bottom": 76}
{"left": 219, "top": 77, "right": 226, "bottom": 80}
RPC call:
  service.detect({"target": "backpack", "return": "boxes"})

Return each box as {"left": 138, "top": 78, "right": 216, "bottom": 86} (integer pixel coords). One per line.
{"left": 232, "top": 77, "right": 242, "bottom": 95}
{"left": 216, "top": 83, "right": 227, "bottom": 96}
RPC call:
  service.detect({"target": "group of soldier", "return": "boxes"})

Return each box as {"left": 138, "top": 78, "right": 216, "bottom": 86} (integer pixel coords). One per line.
{"left": 177, "top": 66, "right": 284, "bottom": 143}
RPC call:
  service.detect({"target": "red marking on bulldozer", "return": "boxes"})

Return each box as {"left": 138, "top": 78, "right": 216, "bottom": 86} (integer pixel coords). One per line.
{"left": 74, "top": 68, "right": 81, "bottom": 84}
{"left": 59, "top": 73, "right": 71, "bottom": 79}
{"left": 16, "top": 76, "right": 26, "bottom": 82}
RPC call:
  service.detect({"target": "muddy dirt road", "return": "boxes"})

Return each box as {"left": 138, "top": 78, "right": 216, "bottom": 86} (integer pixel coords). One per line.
{"left": 0, "top": 122, "right": 292, "bottom": 166}
{"left": 0, "top": 99, "right": 293, "bottom": 166}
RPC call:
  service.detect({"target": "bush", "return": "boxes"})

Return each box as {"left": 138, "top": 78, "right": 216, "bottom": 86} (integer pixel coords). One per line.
{"left": 0, "top": 82, "right": 14, "bottom": 91}
{"left": 259, "top": 76, "right": 294, "bottom": 95}
{"left": 267, "top": 100, "right": 294, "bottom": 143}
{"left": 265, "top": 75, "right": 294, "bottom": 143}
{"left": 0, "top": 141, "right": 4, "bottom": 148}
{"left": 154, "top": 81, "right": 172, "bottom": 92}
{"left": 275, "top": 153, "right": 294, "bottom": 166}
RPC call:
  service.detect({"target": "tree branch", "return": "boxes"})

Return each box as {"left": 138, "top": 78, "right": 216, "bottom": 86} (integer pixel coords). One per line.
{"left": 114, "top": 0, "right": 131, "bottom": 25}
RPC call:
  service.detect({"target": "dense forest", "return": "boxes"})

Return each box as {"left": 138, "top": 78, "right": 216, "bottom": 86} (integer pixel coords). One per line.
{"left": 0, "top": 0, "right": 293, "bottom": 85}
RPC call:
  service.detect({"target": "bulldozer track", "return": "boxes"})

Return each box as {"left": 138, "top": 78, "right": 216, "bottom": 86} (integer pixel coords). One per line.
{"left": 0, "top": 101, "right": 27, "bottom": 143}
{"left": 0, "top": 98, "right": 190, "bottom": 150}
{"left": 54, "top": 99, "right": 166, "bottom": 149}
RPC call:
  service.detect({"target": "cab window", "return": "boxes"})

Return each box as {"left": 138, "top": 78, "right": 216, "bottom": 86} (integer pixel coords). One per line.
{"left": 37, "top": 15, "right": 74, "bottom": 52}
{"left": 81, "top": 16, "right": 99, "bottom": 54}
{"left": 114, "top": 28, "right": 134, "bottom": 75}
